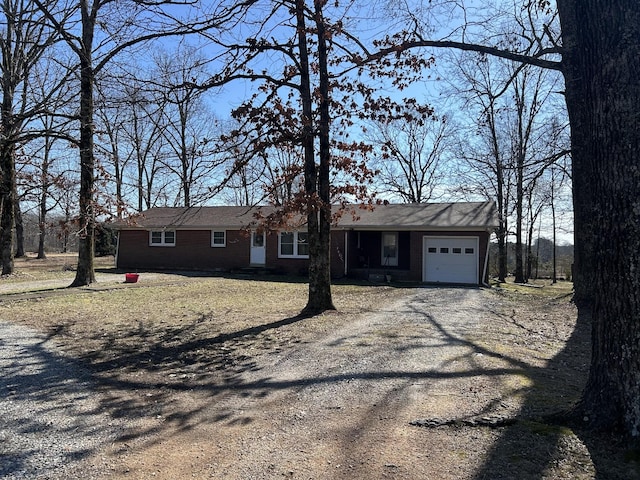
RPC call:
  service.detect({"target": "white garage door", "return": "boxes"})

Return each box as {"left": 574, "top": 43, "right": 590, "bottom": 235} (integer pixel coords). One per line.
{"left": 423, "top": 236, "right": 479, "bottom": 284}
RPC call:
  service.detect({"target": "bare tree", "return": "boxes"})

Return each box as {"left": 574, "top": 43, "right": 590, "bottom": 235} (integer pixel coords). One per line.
{"left": 34, "top": 0, "right": 213, "bottom": 286}
{"left": 201, "top": 0, "right": 422, "bottom": 313}
{"left": 506, "top": 65, "right": 555, "bottom": 282}
{"left": 153, "top": 47, "right": 225, "bottom": 207}
{"left": 94, "top": 78, "right": 132, "bottom": 218}
{"left": 20, "top": 132, "right": 74, "bottom": 259}
{"left": 0, "top": 0, "right": 68, "bottom": 274}
{"left": 446, "top": 42, "right": 566, "bottom": 283}
{"left": 123, "top": 82, "right": 170, "bottom": 212}
{"left": 222, "top": 140, "right": 303, "bottom": 207}
{"left": 448, "top": 52, "right": 516, "bottom": 282}
{"left": 368, "top": 112, "right": 450, "bottom": 203}
{"left": 367, "top": 0, "right": 640, "bottom": 438}
{"left": 100, "top": 74, "right": 171, "bottom": 212}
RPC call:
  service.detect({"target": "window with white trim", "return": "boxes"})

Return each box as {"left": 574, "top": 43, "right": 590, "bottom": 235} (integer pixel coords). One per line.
{"left": 297, "top": 232, "right": 309, "bottom": 256}
{"left": 279, "top": 231, "right": 309, "bottom": 258}
{"left": 211, "top": 230, "right": 226, "bottom": 247}
{"left": 381, "top": 232, "right": 399, "bottom": 266}
{"left": 150, "top": 230, "right": 175, "bottom": 246}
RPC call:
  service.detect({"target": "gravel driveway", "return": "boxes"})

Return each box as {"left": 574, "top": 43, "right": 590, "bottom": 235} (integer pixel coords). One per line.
{"left": 0, "top": 321, "right": 123, "bottom": 479}
{"left": 1, "top": 286, "right": 520, "bottom": 479}
{"left": 202, "top": 286, "right": 501, "bottom": 479}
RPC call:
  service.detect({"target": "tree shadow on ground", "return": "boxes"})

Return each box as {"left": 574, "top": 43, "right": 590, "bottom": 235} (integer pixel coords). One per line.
{"left": 0, "top": 322, "right": 122, "bottom": 479}
{"left": 7, "top": 285, "right": 640, "bottom": 478}
{"left": 60, "top": 311, "right": 321, "bottom": 444}
{"left": 468, "top": 301, "right": 640, "bottom": 479}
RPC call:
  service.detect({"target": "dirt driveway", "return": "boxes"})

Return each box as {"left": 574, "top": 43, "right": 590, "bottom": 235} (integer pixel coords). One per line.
{"left": 7, "top": 275, "right": 627, "bottom": 479}
{"left": 97, "top": 286, "right": 593, "bottom": 480}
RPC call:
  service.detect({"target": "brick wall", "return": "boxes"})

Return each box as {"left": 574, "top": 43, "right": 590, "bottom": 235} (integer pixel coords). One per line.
{"left": 117, "top": 229, "right": 250, "bottom": 271}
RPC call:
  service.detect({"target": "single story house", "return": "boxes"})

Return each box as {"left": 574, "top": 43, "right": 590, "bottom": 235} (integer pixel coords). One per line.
{"left": 115, "top": 201, "right": 498, "bottom": 285}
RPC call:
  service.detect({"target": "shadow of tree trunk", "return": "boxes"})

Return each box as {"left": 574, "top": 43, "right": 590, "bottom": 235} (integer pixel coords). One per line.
{"left": 472, "top": 303, "right": 640, "bottom": 479}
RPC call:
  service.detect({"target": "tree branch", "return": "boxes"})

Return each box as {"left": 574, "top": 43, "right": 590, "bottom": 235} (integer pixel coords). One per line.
{"left": 363, "top": 39, "right": 563, "bottom": 72}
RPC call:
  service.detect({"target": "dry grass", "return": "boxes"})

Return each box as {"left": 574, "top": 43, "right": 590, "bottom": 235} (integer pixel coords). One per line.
{"left": 3, "top": 255, "right": 639, "bottom": 479}
{"left": 2, "top": 254, "right": 407, "bottom": 385}
{"left": 3, "top": 263, "right": 401, "bottom": 326}
{"left": 491, "top": 276, "right": 574, "bottom": 298}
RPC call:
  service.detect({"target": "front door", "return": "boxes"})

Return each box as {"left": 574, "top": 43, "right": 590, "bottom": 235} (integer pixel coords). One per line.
{"left": 250, "top": 231, "right": 266, "bottom": 265}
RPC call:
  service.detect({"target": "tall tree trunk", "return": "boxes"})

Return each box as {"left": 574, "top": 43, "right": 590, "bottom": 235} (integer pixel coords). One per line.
{"left": 38, "top": 188, "right": 48, "bottom": 259}
{"left": 62, "top": 202, "right": 71, "bottom": 253}
{"left": 0, "top": 0, "right": 17, "bottom": 274}
{"left": 0, "top": 137, "right": 16, "bottom": 275}
{"left": 14, "top": 196, "right": 24, "bottom": 258}
{"left": 496, "top": 168, "right": 508, "bottom": 282}
{"left": 135, "top": 112, "right": 145, "bottom": 212}
{"left": 113, "top": 147, "right": 123, "bottom": 218}
{"left": 305, "top": 0, "right": 335, "bottom": 314}
{"left": 526, "top": 226, "right": 533, "bottom": 282}
{"left": 558, "top": 0, "right": 640, "bottom": 436}
{"left": 552, "top": 208, "right": 557, "bottom": 284}
{"left": 551, "top": 168, "right": 557, "bottom": 284}
{"left": 1, "top": 68, "right": 16, "bottom": 274}
{"left": 296, "top": 0, "right": 335, "bottom": 315}
{"left": 71, "top": 6, "right": 96, "bottom": 287}
{"left": 497, "top": 226, "right": 507, "bottom": 282}
{"left": 37, "top": 146, "right": 51, "bottom": 259}
{"left": 38, "top": 218, "right": 47, "bottom": 259}
{"left": 535, "top": 224, "right": 541, "bottom": 280}
{"left": 525, "top": 197, "right": 537, "bottom": 282}
{"left": 513, "top": 146, "right": 525, "bottom": 283}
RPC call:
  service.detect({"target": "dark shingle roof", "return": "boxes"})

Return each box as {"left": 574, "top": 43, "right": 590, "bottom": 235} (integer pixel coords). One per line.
{"left": 120, "top": 206, "right": 271, "bottom": 229}
{"left": 337, "top": 202, "right": 498, "bottom": 230}
{"left": 119, "top": 202, "right": 498, "bottom": 230}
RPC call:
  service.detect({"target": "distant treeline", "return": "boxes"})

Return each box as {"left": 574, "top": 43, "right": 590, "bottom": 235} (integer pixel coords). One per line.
{"left": 488, "top": 238, "right": 574, "bottom": 281}
{"left": 17, "top": 212, "right": 116, "bottom": 257}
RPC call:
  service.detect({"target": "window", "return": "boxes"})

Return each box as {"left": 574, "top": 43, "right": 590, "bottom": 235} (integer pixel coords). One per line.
{"left": 252, "top": 232, "right": 264, "bottom": 247}
{"left": 440, "top": 247, "right": 449, "bottom": 254}
{"left": 428, "top": 247, "right": 437, "bottom": 253}
{"left": 453, "top": 247, "right": 462, "bottom": 254}
{"left": 211, "top": 230, "right": 226, "bottom": 247}
{"left": 150, "top": 230, "right": 175, "bottom": 246}
{"left": 465, "top": 247, "right": 475, "bottom": 254}
{"left": 297, "top": 232, "right": 309, "bottom": 256}
{"left": 280, "top": 232, "right": 294, "bottom": 255}
{"left": 279, "top": 231, "right": 309, "bottom": 258}
{"left": 381, "top": 232, "right": 399, "bottom": 266}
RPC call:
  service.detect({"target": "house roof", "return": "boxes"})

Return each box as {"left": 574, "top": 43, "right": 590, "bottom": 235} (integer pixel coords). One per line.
{"left": 120, "top": 206, "right": 270, "bottom": 229}
{"left": 337, "top": 202, "right": 498, "bottom": 230}
{"left": 118, "top": 201, "right": 498, "bottom": 231}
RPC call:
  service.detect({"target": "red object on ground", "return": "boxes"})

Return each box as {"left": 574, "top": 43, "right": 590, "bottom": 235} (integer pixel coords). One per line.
{"left": 125, "top": 273, "right": 139, "bottom": 283}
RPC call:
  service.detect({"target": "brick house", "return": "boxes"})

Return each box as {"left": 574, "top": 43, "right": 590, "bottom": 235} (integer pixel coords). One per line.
{"left": 115, "top": 201, "right": 498, "bottom": 285}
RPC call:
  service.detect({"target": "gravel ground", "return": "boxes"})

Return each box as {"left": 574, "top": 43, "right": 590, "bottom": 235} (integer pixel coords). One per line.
{"left": 1, "top": 287, "right": 495, "bottom": 479}
{"left": 205, "top": 286, "right": 506, "bottom": 479}
{"left": 1, "top": 284, "right": 591, "bottom": 479}
{"left": 0, "top": 321, "right": 121, "bottom": 479}
{"left": 113, "top": 286, "right": 526, "bottom": 479}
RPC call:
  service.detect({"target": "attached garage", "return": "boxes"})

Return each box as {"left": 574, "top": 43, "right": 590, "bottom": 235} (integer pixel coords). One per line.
{"left": 117, "top": 202, "right": 498, "bottom": 285}
{"left": 423, "top": 236, "right": 479, "bottom": 284}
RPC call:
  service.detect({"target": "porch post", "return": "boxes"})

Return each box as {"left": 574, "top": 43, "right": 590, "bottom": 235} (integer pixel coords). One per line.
{"left": 344, "top": 231, "right": 348, "bottom": 277}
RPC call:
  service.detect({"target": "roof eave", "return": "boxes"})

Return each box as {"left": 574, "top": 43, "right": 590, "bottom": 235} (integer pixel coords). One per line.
{"left": 334, "top": 225, "right": 498, "bottom": 231}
